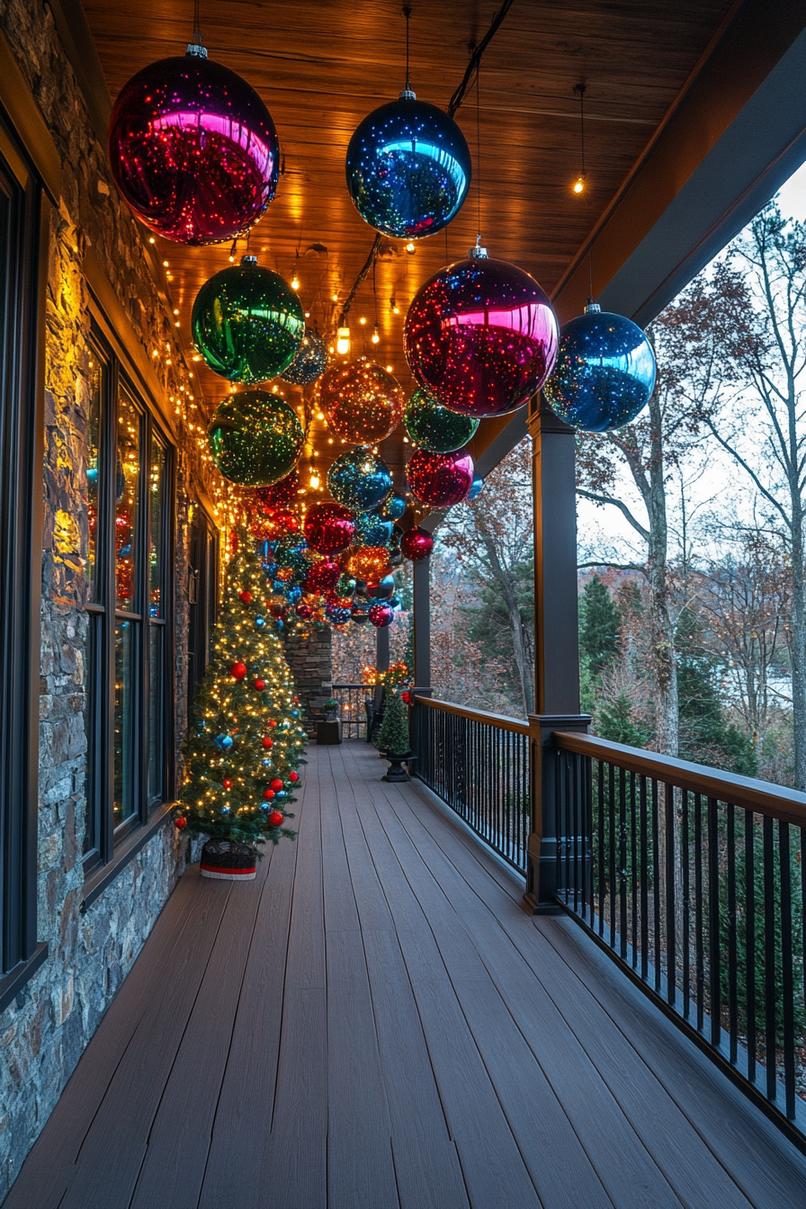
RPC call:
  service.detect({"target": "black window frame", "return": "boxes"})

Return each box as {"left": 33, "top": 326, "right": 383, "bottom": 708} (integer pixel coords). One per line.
{"left": 82, "top": 324, "right": 175, "bottom": 885}
{"left": 0, "top": 121, "right": 47, "bottom": 1009}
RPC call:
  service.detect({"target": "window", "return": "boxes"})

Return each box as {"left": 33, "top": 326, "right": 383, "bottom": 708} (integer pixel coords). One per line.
{"left": 0, "top": 130, "right": 45, "bottom": 997}
{"left": 83, "top": 328, "right": 174, "bottom": 875}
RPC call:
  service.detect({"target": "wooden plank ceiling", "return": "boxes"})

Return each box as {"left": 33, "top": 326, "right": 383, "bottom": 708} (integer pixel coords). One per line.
{"left": 81, "top": 0, "right": 733, "bottom": 485}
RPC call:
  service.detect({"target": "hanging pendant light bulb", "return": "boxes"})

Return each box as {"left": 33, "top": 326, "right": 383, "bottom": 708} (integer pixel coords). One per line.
{"left": 336, "top": 325, "right": 351, "bottom": 356}
{"left": 571, "top": 82, "right": 587, "bottom": 196}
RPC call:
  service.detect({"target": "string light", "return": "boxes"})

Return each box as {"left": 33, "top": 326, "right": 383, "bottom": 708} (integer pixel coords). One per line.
{"left": 405, "top": 240, "right": 416, "bottom": 254}
{"left": 336, "top": 325, "right": 351, "bottom": 356}
{"left": 371, "top": 324, "right": 380, "bottom": 345}
{"left": 572, "top": 82, "right": 587, "bottom": 196}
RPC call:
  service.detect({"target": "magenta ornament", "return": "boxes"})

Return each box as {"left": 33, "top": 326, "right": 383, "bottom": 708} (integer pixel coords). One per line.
{"left": 404, "top": 250, "right": 558, "bottom": 418}
{"left": 401, "top": 527, "right": 434, "bottom": 561}
{"left": 303, "top": 558, "right": 341, "bottom": 594}
{"left": 108, "top": 47, "right": 280, "bottom": 245}
{"left": 369, "top": 602, "right": 394, "bottom": 629}
{"left": 303, "top": 503, "right": 356, "bottom": 555}
{"left": 406, "top": 449, "right": 474, "bottom": 508}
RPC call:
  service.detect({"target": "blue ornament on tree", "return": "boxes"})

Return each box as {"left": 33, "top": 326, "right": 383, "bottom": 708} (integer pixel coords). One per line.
{"left": 369, "top": 574, "right": 396, "bottom": 600}
{"left": 544, "top": 302, "right": 657, "bottom": 432}
{"left": 215, "top": 733, "right": 234, "bottom": 751}
{"left": 255, "top": 615, "right": 266, "bottom": 629}
{"left": 346, "top": 92, "right": 471, "bottom": 239}
{"left": 327, "top": 448, "right": 392, "bottom": 512}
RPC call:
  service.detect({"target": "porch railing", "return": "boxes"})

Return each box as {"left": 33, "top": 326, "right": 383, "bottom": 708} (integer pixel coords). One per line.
{"left": 332, "top": 683, "right": 369, "bottom": 739}
{"left": 411, "top": 696, "right": 806, "bottom": 1148}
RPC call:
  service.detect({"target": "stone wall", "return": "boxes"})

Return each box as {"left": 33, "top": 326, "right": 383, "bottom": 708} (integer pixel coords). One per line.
{"left": 285, "top": 628, "right": 333, "bottom": 735}
{"left": 0, "top": 2, "right": 212, "bottom": 1196}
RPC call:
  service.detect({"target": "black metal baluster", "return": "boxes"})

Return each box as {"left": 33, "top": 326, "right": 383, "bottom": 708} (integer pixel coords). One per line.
{"left": 630, "top": 771, "right": 638, "bottom": 968}
{"left": 745, "top": 810, "right": 756, "bottom": 1084}
{"left": 597, "top": 760, "right": 605, "bottom": 936}
{"left": 572, "top": 752, "right": 580, "bottom": 913}
{"left": 762, "top": 815, "right": 776, "bottom": 1102}
{"left": 778, "top": 820, "right": 795, "bottom": 1118}
{"left": 727, "top": 803, "right": 738, "bottom": 1064}
{"left": 682, "top": 789, "right": 690, "bottom": 1020}
{"left": 694, "top": 793, "right": 704, "bottom": 1031}
{"left": 619, "top": 766, "right": 627, "bottom": 958}
{"left": 640, "top": 774, "right": 648, "bottom": 981}
{"left": 665, "top": 782, "right": 676, "bottom": 1005}
{"left": 652, "top": 779, "right": 661, "bottom": 993}
{"left": 584, "top": 753, "right": 594, "bottom": 920}
{"left": 608, "top": 763, "right": 616, "bottom": 947}
{"left": 707, "top": 797, "right": 721, "bottom": 1048}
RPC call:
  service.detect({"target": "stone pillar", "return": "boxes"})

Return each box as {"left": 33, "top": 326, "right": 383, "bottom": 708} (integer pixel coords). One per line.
{"left": 284, "top": 627, "right": 333, "bottom": 736}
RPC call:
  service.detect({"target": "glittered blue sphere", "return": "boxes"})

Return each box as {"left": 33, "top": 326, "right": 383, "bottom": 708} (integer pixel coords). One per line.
{"left": 544, "top": 304, "right": 657, "bottom": 432}
{"left": 355, "top": 513, "right": 394, "bottom": 547}
{"left": 379, "top": 493, "right": 406, "bottom": 522}
{"left": 325, "top": 601, "right": 352, "bottom": 625}
{"left": 345, "top": 95, "right": 471, "bottom": 239}
{"left": 369, "top": 574, "right": 396, "bottom": 600}
{"left": 282, "top": 330, "right": 329, "bottom": 386}
{"left": 255, "top": 615, "right": 266, "bottom": 629}
{"left": 215, "top": 733, "right": 234, "bottom": 751}
{"left": 327, "top": 449, "right": 392, "bottom": 512}
{"left": 468, "top": 474, "right": 484, "bottom": 501}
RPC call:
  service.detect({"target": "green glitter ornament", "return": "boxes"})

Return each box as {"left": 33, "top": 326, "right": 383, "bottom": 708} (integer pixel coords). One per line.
{"left": 208, "top": 390, "right": 304, "bottom": 486}
{"left": 192, "top": 256, "right": 305, "bottom": 383}
{"left": 404, "top": 387, "right": 479, "bottom": 453}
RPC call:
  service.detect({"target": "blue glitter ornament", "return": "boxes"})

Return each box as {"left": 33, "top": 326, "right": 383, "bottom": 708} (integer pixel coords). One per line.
{"left": 355, "top": 513, "right": 394, "bottom": 547}
{"left": 262, "top": 757, "right": 272, "bottom": 767}
{"left": 346, "top": 92, "right": 471, "bottom": 239}
{"left": 468, "top": 474, "right": 484, "bottom": 501}
{"left": 544, "top": 302, "right": 657, "bottom": 432}
{"left": 325, "top": 601, "right": 352, "bottom": 625}
{"left": 327, "top": 448, "right": 392, "bottom": 512}
{"left": 369, "top": 575, "right": 396, "bottom": 600}
{"left": 287, "top": 586, "right": 302, "bottom": 604}
{"left": 275, "top": 790, "right": 287, "bottom": 800}
{"left": 290, "top": 708, "right": 300, "bottom": 718}
{"left": 255, "top": 615, "right": 266, "bottom": 629}
{"left": 281, "top": 330, "right": 329, "bottom": 385}
{"left": 215, "top": 733, "right": 234, "bottom": 751}
{"left": 379, "top": 493, "right": 406, "bottom": 522}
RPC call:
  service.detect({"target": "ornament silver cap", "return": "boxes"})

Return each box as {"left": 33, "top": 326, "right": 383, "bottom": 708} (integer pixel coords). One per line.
{"left": 399, "top": 87, "right": 416, "bottom": 100}
{"left": 584, "top": 300, "right": 602, "bottom": 314}
{"left": 186, "top": 41, "right": 208, "bottom": 58}
{"left": 241, "top": 254, "right": 258, "bottom": 267}
{"left": 469, "top": 234, "right": 488, "bottom": 260}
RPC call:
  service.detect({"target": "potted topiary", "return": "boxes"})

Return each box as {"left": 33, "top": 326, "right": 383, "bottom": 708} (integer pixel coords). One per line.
{"left": 378, "top": 689, "right": 411, "bottom": 782}
{"left": 323, "top": 697, "right": 340, "bottom": 721}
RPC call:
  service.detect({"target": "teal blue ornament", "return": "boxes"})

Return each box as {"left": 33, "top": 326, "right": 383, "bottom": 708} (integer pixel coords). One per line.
{"left": 544, "top": 302, "right": 657, "bottom": 432}
{"left": 216, "top": 733, "right": 234, "bottom": 751}
{"left": 290, "top": 708, "right": 300, "bottom": 718}
{"left": 355, "top": 513, "right": 394, "bottom": 547}
{"left": 255, "top": 615, "right": 266, "bottom": 629}
{"left": 327, "top": 448, "right": 392, "bottom": 511}
{"left": 404, "top": 387, "right": 479, "bottom": 452}
{"left": 369, "top": 574, "right": 395, "bottom": 600}
{"left": 468, "top": 474, "right": 484, "bottom": 501}
{"left": 379, "top": 493, "right": 406, "bottom": 522}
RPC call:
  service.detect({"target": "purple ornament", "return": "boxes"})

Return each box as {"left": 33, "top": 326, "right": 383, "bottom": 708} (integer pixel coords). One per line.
{"left": 406, "top": 449, "right": 474, "bottom": 508}
{"left": 404, "top": 250, "right": 558, "bottom": 417}
{"left": 108, "top": 47, "right": 280, "bottom": 245}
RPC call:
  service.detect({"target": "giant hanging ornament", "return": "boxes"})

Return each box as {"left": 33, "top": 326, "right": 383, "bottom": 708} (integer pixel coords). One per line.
{"left": 346, "top": 91, "right": 471, "bottom": 239}
{"left": 379, "top": 493, "right": 406, "bottom": 522}
{"left": 192, "top": 257, "right": 304, "bottom": 383}
{"left": 543, "top": 302, "right": 657, "bottom": 432}
{"left": 208, "top": 391, "right": 303, "bottom": 486}
{"left": 369, "top": 602, "right": 395, "bottom": 628}
{"left": 347, "top": 546, "right": 392, "bottom": 584}
{"left": 404, "top": 246, "right": 559, "bottom": 417}
{"left": 354, "top": 513, "right": 394, "bottom": 547}
{"left": 406, "top": 448, "right": 474, "bottom": 508}
{"left": 325, "top": 600, "right": 352, "bottom": 626}
{"left": 327, "top": 448, "right": 392, "bottom": 512}
{"left": 304, "top": 503, "right": 355, "bottom": 555}
{"left": 368, "top": 574, "right": 396, "bottom": 600}
{"left": 401, "top": 527, "right": 433, "bottom": 561}
{"left": 304, "top": 557, "right": 341, "bottom": 594}
{"left": 282, "top": 330, "right": 329, "bottom": 386}
{"left": 404, "top": 387, "right": 478, "bottom": 452}
{"left": 256, "top": 470, "right": 300, "bottom": 508}
{"left": 317, "top": 359, "right": 404, "bottom": 445}
{"left": 108, "top": 45, "right": 280, "bottom": 245}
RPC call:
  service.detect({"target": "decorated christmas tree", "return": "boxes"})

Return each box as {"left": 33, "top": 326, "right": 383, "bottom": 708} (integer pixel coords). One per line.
{"left": 174, "top": 530, "right": 305, "bottom": 857}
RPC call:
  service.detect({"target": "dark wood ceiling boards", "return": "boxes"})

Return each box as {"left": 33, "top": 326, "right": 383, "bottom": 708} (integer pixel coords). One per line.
{"left": 79, "top": 0, "right": 735, "bottom": 483}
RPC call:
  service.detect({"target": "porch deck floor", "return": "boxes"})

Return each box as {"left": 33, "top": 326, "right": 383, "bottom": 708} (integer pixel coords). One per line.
{"left": 6, "top": 743, "right": 806, "bottom": 1209}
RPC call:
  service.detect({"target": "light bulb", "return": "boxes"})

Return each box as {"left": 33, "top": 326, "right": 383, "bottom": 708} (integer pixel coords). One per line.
{"left": 336, "top": 326, "right": 351, "bottom": 356}
{"left": 371, "top": 325, "right": 380, "bottom": 345}
{"left": 405, "top": 241, "right": 416, "bottom": 254}
{"left": 572, "top": 173, "right": 586, "bottom": 195}
{"left": 291, "top": 272, "right": 300, "bottom": 291}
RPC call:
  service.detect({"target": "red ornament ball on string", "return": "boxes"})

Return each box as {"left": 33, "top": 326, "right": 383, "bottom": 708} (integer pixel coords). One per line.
{"left": 268, "top": 809, "right": 285, "bottom": 827}
{"left": 238, "top": 590, "right": 253, "bottom": 604}
{"left": 404, "top": 252, "right": 558, "bottom": 417}
{"left": 401, "top": 690, "right": 412, "bottom": 705}
{"left": 369, "top": 602, "right": 394, "bottom": 628}
{"left": 295, "top": 600, "right": 314, "bottom": 620}
{"left": 289, "top": 771, "right": 300, "bottom": 783}
{"left": 108, "top": 48, "right": 280, "bottom": 245}
{"left": 261, "top": 736, "right": 273, "bottom": 749}
{"left": 316, "top": 358, "right": 404, "bottom": 444}
{"left": 222, "top": 777, "right": 233, "bottom": 789}
{"left": 271, "top": 777, "right": 284, "bottom": 791}
{"left": 253, "top": 678, "right": 267, "bottom": 691}
{"left": 304, "top": 503, "right": 356, "bottom": 555}
{"left": 401, "top": 527, "right": 434, "bottom": 561}
{"left": 255, "top": 470, "right": 300, "bottom": 508}
{"left": 263, "top": 788, "right": 275, "bottom": 800}
{"left": 304, "top": 558, "right": 341, "bottom": 594}
{"left": 174, "top": 815, "right": 187, "bottom": 830}
{"left": 406, "top": 449, "right": 474, "bottom": 507}
{"left": 230, "top": 661, "right": 247, "bottom": 681}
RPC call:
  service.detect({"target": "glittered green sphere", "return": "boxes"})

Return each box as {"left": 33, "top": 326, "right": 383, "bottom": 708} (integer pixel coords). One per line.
{"left": 208, "top": 390, "right": 304, "bottom": 486}
{"left": 192, "top": 256, "right": 305, "bottom": 383}
{"left": 404, "top": 387, "right": 479, "bottom": 453}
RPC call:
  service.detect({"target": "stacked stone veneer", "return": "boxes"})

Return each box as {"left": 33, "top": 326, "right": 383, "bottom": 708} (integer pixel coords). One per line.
{"left": 285, "top": 628, "right": 333, "bottom": 735}
{"left": 0, "top": 2, "right": 215, "bottom": 1196}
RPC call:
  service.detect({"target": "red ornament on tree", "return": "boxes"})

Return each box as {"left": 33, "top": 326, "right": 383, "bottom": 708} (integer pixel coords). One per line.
{"left": 222, "top": 777, "right": 233, "bottom": 789}
{"left": 263, "top": 788, "right": 275, "bottom": 800}
{"left": 271, "top": 777, "right": 284, "bottom": 791}
{"left": 295, "top": 600, "right": 314, "bottom": 620}
{"left": 401, "top": 690, "right": 412, "bottom": 705}
{"left": 174, "top": 815, "right": 188, "bottom": 830}
{"left": 401, "top": 527, "right": 434, "bottom": 561}
{"left": 261, "top": 736, "right": 273, "bottom": 749}
{"left": 253, "top": 678, "right": 267, "bottom": 691}
{"left": 406, "top": 449, "right": 474, "bottom": 508}
{"left": 289, "top": 771, "right": 300, "bottom": 783}
{"left": 268, "top": 719, "right": 278, "bottom": 728}
{"left": 230, "top": 661, "right": 248, "bottom": 681}
{"left": 108, "top": 48, "right": 280, "bottom": 245}
{"left": 304, "top": 502, "right": 356, "bottom": 555}
{"left": 238, "top": 590, "right": 253, "bottom": 604}
{"left": 267, "top": 809, "right": 284, "bottom": 827}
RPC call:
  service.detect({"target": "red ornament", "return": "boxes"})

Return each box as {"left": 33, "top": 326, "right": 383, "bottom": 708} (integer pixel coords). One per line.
{"left": 255, "top": 470, "right": 300, "bottom": 508}
{"left": 261, "top": 736, "right": 273, "bottom": 749}
{"left": 270, "top": 601, "right": 287, "bottom": 619}
{"left": 404, "top": 253, "right": 558, "bottom": 417}
{"left": 289, "top": 771, "right": 300, "bottom": 783}
{"left": 108, "top": 50, "right": 280, "bottom": 245}
{"left": 238, "top": 590, "right": 253, "bottom": 604}
{"left": 304, "top": 558, "right": 341, "bottom": 594}
{"left": 263, "top": 788, "right": 275, "bottom": 800}
{"left": 304, "top": 502, "right": 356, "bottom": 555}
{"left": 369, "top": 602, "right": 394, "bottom": 628}
{"left": 267, "top": 809, "right": 284, "bottom": 827}
{"left": 253, "top": 678, "right": 267, "bottom": 691}
{"left": 174, "top": 815, "right": 188, "bottom": 830}
{"left": 223, "top": 777, "right": 233, "bottom": 789}
{"left": 271, "top": 777, "right": 284, "bottom": 791}
{"left": 401, "top": 690, "right": 412, "bottom": 705}
{"left": 295, "top": 600, "right": 314, "bottom": 620}
{"left": 406, "top": 449, "right": 474, "bottom": 508}
{"left": 268, "top": 719, "right": 278, "bottom": 728}
{"left": 401, "top": 527, "right": 434, "bottom": 561}
{"left": 230, "top": 661, "right": 248, "bottom": 681}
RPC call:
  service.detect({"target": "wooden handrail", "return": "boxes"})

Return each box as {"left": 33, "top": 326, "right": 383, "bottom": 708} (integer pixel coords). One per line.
{"left": 553, "top": 731, "right": 806, "bottom": 826}
{"left": 415, "top": 695, "right": 530, "bottom": 736}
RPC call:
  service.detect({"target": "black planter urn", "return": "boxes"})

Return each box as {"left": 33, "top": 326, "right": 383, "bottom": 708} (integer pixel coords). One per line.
{"left": 382, "top": 751, "right": 411, "bottom": 783}
{"left": 200, "top": 839, "right": 258, "bottom": 881}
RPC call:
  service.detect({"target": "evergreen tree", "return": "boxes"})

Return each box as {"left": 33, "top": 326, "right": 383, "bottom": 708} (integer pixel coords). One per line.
{"left": 580, "top": 577, "right": 621, "bottom": 675}
{"left": 677, "top": 610, "right": 757, "bottom": 776}
{"left": 597, "top": 692, "right": 652, "bottom": 747}
{"left": 175, "top": 533, "right": 305, "bottom": 847}
{"left": 378, "top": 689, "right": 410, "bottom": 756}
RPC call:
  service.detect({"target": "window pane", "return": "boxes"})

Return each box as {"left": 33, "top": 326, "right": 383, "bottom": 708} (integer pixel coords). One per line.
{"left": 148, "top": 439, "right": 166, "bottom": 618}
{"left": 83, "top": 616, "right": 100, "bottom": 855}
{"left": 113, "top": 620, "right": 137, "bottom": 827}
{"left": 86, "top": 356, "right": 103, "bottom": 601}
{"left": 148, "top": 625, "right": 164, "bottom": 804}
{"left": 115, "top": 390, "right": 141, "bottom": 611}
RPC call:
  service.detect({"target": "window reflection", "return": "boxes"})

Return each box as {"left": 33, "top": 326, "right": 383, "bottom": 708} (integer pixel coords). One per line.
{"left": 86, "top": 357, "right": 103, "bottom": 601}
{"left": 113, "top": 621, "right": 136, "bottom": 827}
{"left": 116, "top": 391, "right": 141, "bottom": 611}
{"left": 148, "top": 626, "right": 164, "bottom": 802}
{"left": 148, "top": 439, "right": 166, "bottom": 618}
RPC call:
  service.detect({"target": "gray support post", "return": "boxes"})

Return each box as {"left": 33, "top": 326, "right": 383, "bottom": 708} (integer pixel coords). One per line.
{"left": 412, "top": 553, "right": 431, "bottom": 694}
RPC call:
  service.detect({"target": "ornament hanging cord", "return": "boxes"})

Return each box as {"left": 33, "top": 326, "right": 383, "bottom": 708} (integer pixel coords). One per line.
{"left": 339, "top": 0, "right": 514, "bottom": 321}
{"left": 191, "top": 0, "right": 203, "bottom": 47}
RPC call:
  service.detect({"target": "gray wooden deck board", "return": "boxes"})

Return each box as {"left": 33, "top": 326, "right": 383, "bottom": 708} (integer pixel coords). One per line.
{"left": 5, "top": 743, "right": 806, "bottom": 1209}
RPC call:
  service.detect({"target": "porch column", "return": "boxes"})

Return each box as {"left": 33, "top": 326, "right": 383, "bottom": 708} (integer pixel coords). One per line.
{"left": 412, "top": 552, "right": 431, "bottom": 693}
{"left": 525, "top": 396, "right": 590, "bottom": 912}
{"left": 373, "top": 619, "right": 390, "bottom": 718}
